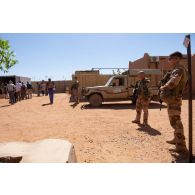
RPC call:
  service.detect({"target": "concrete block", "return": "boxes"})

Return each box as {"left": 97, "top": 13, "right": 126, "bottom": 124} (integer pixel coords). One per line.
{"left": 0, "top": 139, "right": 77, "bottom": 163}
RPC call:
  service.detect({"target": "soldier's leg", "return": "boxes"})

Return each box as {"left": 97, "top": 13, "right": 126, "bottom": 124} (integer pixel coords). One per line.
{"left": 76, "top": 90, "right": 79, "bottom": 104}
{"left": 72, "top": 89, "right": 76, "bottom": 102}
{"left": 167, "top": 104, "right": 187, "bottom": 152}
{"left": 142, "top": 98, "right": 150, "bottom": 125}
{"left": 132, "top": 97, "right": 142, "bottom": 123}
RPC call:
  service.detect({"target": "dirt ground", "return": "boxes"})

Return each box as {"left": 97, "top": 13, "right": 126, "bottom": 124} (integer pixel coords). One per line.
{"left": 0, "top": 94, "right": 194, "bottom": 163}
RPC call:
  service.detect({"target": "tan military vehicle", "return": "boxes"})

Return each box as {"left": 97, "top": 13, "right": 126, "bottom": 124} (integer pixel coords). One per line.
{"left": 83, "top": 69, "right": 162, "bottom": 106}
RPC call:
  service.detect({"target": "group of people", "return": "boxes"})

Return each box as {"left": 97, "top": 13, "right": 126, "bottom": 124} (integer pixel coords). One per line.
{"left": 69, "top": 53, "right": 188, "bottom": 159}
{"left": 0, "top": 78, "right": 56, "bottom": 105}
{"left": 0, "top": 80, "right": 33, "bottom": 104}
{"left": 132, "top": 51, "right": 188, "bottom": 157}
{"left": 68, "top": 52, "right": 188, "bottom": 158}
{"left": 36, "top": 80, "right": 47, "bottom": 96}
{"left": 0, "top": 51, "right": 189, "bottom": 159}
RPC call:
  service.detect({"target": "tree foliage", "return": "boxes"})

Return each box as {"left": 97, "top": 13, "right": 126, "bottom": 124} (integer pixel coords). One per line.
{"left": 0, "top": 38, "right": 18, "bottom": 72}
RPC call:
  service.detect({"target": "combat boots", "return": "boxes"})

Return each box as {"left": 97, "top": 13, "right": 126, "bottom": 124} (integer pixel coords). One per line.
{"left": 169, "top": 144, "right": 188, "bottom": 154}
{"left": 142, "top": 122, "right": 150, "bottom": 127}
{"left": 166, "top": 138, "right": 176, "bottom": 145}
{"left": 132, "top": 120, "right": 140, "bottom": 124}
{"left": 142, "top": 119, "right": 149, "bottom": 127}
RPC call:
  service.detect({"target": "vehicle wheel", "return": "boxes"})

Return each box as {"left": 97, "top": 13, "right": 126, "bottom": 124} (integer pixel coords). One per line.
{"left": 152, "top": 95, "right": 159, "bottom": 102}
{"left": 89, "top": 94, "right": 103, "bottom": 107}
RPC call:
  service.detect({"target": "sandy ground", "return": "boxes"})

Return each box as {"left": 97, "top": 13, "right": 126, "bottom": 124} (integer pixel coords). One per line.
{"left": 0, "top": 93, "right": 194, "bottom": 163}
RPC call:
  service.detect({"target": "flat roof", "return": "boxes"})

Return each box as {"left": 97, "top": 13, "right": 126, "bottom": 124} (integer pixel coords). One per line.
{"left": 0, "top": 75, "right": 17, "bottom": 77}
{"left": 0, "top": 75, "right": 30, "bottom": 78}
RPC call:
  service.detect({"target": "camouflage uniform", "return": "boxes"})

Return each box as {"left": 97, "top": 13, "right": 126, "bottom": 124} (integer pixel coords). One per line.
{"left": 134, "top": 78, "right": 151, "bottom": 124}
{"left": 160, "top": 64, "right": 188, "bottom": 152}
{"left": 71, "top": 80, "right": 79, "bottom": 103}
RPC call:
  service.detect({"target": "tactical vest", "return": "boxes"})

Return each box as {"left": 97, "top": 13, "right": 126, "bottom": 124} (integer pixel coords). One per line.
{"left": 72, "top": 81, "right": 79, "bottom": 90}
{"left": 174, "top": 66, "right": 188, "bottom": 97}
{"left": 137, "top": 78, "right": 150, "bottom": 98}
{"left": 160, "top": 65, "right": 188, "bottom": 103}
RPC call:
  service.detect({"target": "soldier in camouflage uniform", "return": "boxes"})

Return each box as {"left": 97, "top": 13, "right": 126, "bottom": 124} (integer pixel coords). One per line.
{"left": 132, "top": 71, "right": 151, "bottom": 126}
{"left": 160, "top": 51, "right": 188, "bottom": 154}
{"left": 71, "top": 76, "right": 80, "bottom": 104}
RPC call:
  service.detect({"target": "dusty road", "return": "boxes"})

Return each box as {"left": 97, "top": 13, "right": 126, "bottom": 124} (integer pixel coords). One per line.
{"left": 0, "top": 94, "right": 194, "bottom": 162}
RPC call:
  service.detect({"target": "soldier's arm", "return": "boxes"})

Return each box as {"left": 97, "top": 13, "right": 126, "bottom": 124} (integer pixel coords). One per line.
{"left": 146, "top": 79, "right": 150, "bottom": 87}
{"left": 134, "top": 81, "right": 138, "bottom": 89}
{"left": 163, "top": 68, "right": 183, "bottom": 90}
{"left": 70, "top": 83, "right": 74, "bottom": 91}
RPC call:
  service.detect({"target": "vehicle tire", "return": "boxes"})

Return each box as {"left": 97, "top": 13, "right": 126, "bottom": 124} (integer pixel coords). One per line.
{"left": 89, "top": 94, "right": 103, "bottom": 107}
{"left": 152, "top": 95, "right": 159, "bottom": 102}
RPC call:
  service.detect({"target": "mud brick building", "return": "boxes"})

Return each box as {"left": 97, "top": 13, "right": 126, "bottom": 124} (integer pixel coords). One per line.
{"left": 129, "top": 53, "right": 195, "bottom": 96}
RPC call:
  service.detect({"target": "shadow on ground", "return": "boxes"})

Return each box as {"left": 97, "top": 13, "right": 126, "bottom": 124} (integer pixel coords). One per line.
{"left": 0, "top": 104, "right": 11, "bottom": 108}
{"left": 42, "top": 103, "right": 52, "bottom": 106}
{"left": 81, "top": 102, "right": 167, "bottom": 110}
{"left": 81, "top": 103, "right": 135, "bottom": 110}
{"left": 149, "top": 102, "right": 167, "bottom": 109}
{"left": 70, "top": 102, "right": 79, "bottom": 109}
{"left": 136, "top": 124, "right": 161, "bottom": 136}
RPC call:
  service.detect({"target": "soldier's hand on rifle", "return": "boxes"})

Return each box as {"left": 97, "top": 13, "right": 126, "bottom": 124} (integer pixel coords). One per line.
{"left": 160, "top": 86, "right": 165, "bottom": 90}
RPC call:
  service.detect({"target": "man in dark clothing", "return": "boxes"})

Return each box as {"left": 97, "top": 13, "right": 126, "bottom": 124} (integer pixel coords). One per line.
{"left": 21, "top": 82, "right": 26, "bottom": 100}
{"left": 26, "top": 82, "right": 33, "bottom": 99}
{"left": 46, "top": 78, "right": 55, "bottom": 104}
{"left": 7, "top": 80, "right": 16, "bottom": 104}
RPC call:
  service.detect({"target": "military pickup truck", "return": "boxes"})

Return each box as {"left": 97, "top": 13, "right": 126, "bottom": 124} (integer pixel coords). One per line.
{"left": 83, "top": 69, "right": 162, "bottom": 106}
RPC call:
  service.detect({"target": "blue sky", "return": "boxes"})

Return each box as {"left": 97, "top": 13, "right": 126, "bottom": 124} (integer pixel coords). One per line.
{"left": 0, "top": 33, "right": 195, "bottom": 80}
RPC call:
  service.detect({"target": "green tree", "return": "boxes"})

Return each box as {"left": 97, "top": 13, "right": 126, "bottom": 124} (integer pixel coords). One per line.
{"left": 0, "top": 38, "right": 18, "bottom": 72}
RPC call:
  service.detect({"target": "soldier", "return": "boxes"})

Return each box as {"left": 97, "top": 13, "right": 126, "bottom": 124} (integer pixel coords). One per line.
{"left": 132, "top": 71, "right": 151, "bottom": 126}
{"left": 160, "top": 51, "right": 188, "bottom": 155}
{"left": 71, "top": 76, "right": 79, "bottom": 104}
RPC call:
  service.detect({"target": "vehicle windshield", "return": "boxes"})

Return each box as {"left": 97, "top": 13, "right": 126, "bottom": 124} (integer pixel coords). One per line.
{"left": 105, "top": 77, "right": 115, "bottom": 86}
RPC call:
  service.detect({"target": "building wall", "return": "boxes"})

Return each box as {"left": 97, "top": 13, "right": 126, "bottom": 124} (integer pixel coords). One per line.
{"left": 0, "top": 75, "right": 31, "bottom": 85}
{"left": 73, "top": 70, "right": 112, "bottom": 99}
{"left": 73, "top": 70, "right": 111, "bottom": 88}
{"left": 17, "top": 76, "right": 31, "bottom": 84}
{"left": 129, "top": 53, "right": 195, "bottom": 96}
{"left": 0, "top": 75, "right": 31, "bottom": 98}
